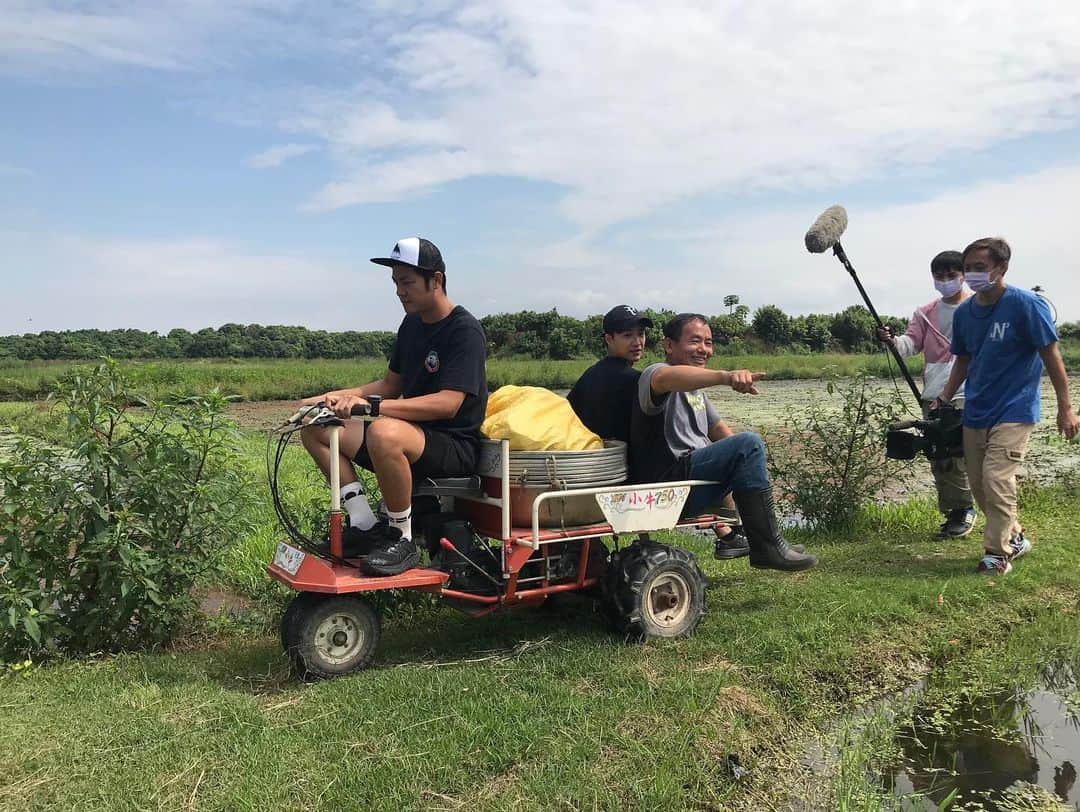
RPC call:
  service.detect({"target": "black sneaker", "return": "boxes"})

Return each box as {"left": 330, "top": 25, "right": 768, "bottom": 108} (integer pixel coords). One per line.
{"left": 714, "top": 525, "right": 806, "bottom": 559}
{"left": 315, "top": 523, "right": 394, "bottom": 559}
{"left": 714, "top": 526, "right": 750, "bottom": 559}
{"left": 361, "top": 529, "right": 420, "bottom": 576}
{"left": 938, "top": 507, "right": 977, "bottom": 539}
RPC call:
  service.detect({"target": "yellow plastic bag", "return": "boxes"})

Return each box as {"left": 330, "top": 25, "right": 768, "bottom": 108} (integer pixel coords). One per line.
{"left": 481, "top": 385, "right": 603, "bottom": 451}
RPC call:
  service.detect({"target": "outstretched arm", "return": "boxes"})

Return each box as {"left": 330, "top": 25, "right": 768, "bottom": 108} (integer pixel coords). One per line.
{"left": 650, "top": 365, "right": 764, "bottom": 396}
{"left": 1038, "top": 343, "right": 1079, "bottom": 440}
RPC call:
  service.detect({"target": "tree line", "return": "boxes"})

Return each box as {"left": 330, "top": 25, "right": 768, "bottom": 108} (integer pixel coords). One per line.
{"left": 4, "top": 307, "right": 1077, "bottom": 361}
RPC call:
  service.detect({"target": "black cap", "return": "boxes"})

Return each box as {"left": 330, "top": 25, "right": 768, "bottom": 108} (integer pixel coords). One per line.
{"left": 371, "top": 237, "right": 445, "bottom": 274}
{"left": 603, "top": 305, "right": 653, "bottom": 333}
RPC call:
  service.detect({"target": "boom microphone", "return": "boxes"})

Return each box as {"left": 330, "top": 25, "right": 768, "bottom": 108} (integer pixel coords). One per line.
{"left": 803, "top": 203, "right": 923, "bottom": 403}
{"left": 804, "top": 205, "right": 848, "bottom": 253}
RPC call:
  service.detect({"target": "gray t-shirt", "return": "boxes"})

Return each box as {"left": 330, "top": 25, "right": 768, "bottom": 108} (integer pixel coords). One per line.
{"left": 629, "top": 363, "right": 720, "bottom": 482}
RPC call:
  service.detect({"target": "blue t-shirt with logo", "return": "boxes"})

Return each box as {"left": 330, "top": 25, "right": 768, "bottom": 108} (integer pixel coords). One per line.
{"left": 950, "top": 287, "right": 1057, "bottom": 428}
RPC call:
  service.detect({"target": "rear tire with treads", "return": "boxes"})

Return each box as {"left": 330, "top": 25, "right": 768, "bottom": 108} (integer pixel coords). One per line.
{"left": 602, "top": 541, "right": 707, "bottom": 640}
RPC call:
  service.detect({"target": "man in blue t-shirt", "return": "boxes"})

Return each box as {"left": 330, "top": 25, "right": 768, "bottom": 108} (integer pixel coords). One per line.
{"left": 938, "top": 237, "right": 1079, "bottom": 576}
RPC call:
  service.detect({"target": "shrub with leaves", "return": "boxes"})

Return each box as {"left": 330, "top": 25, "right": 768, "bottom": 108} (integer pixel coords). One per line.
{"left": 0, "top": 361, "right": 251, "bottom": 661}
{"left": 767, "top": 373, "right": 911, "bottom": 531}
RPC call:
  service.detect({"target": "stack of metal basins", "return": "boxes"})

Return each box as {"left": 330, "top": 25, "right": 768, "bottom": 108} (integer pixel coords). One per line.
{"left": 496, "top": 440, "right": 628, "bottom": 527}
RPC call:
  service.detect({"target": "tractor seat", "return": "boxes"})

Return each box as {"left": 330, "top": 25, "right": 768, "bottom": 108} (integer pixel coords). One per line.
{"left": 413, "top": 476, "right": 483, "bottom": 498}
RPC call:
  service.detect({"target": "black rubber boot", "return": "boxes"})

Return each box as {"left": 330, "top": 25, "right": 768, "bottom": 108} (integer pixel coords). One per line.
{"left": 732, "top": 489, "right": 817, "bottom": 571}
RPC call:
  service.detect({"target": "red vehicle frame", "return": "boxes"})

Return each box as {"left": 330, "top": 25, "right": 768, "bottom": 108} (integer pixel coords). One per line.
{"left": 269, "top": 411, "right": 723, "bottom": 679}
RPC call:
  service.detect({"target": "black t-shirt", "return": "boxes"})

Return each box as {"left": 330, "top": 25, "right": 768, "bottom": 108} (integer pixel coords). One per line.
{"left": 388, "top": 306, "right": 488, "bottom": 444}
{"left": 566, "top": 356, "right": 640, "bottom": 442}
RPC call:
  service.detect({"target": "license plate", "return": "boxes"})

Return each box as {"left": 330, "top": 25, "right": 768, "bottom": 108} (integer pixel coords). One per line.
{"left": 273, "top": 542, "right": 305, "bottom": 576}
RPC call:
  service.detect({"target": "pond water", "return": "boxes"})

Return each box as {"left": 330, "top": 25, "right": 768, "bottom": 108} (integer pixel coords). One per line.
{"left": 890, "top": 661, "right": 1079, "bottom": 809}
{"left": 804, "top": 661, "right": 1079, "bottom": 810}
{"left": 705, "top": 378, "right": 1080, "bottom": 501}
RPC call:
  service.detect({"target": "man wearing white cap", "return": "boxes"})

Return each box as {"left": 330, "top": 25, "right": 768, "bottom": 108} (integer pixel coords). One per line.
{"left": 300, "top": 237, "right": 488, "bottom": 576}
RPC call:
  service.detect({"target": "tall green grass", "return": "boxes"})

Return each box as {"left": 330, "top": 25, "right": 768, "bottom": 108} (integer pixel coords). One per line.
{"left": 0, "top": 353, "right": 925, "bottom": 402}
{"left": 3, "top": 339, "right": 1075, "bottom": 402}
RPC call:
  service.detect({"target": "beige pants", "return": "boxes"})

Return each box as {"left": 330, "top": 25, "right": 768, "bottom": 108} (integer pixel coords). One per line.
{"left": 963, "top": 423, "right": 1034, "bottom": 556}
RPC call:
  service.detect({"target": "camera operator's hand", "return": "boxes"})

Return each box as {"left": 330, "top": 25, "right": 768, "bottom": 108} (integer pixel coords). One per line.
{"left": 1058, "top": 406, "right": 1080, "bottom": 441}
{"left": 326, "top": 393, "right": 370, "bottom": 419}
{"left": 875, "top": 326, "right": 895, "bottom": 345}
{"left": 729, "top": 370, "right": 765, "bottom": 395}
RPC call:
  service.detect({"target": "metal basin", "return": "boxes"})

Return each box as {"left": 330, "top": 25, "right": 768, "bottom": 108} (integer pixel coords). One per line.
{"left": 483, "top": 440, "right": 628, "bottom": 527}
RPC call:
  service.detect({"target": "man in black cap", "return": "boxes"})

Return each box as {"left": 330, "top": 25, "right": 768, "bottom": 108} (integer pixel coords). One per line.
{"left": 299, "top": 237, "right": 488, "bottom": 576}
{"left": 567, "top": 305, "right": 652, "bottom": 444}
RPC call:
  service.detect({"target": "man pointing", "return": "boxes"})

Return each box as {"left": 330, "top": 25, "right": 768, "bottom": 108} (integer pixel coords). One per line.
{"left": 630, "top": 313, "right": 816, "bottom": 571}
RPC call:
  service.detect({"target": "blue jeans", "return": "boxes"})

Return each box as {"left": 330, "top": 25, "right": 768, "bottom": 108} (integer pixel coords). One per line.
{"left": 681, "top": 432, "right": 771, "bottom": 517}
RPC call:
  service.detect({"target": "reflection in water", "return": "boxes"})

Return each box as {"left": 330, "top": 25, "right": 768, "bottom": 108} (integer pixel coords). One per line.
{"left": 890, "top": 662, "right": 1079, "bottom": 809}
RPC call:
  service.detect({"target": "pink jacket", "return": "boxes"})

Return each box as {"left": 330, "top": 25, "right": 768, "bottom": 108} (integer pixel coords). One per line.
{"left": 894, "top": 298, "right": 965, "bottom": 402}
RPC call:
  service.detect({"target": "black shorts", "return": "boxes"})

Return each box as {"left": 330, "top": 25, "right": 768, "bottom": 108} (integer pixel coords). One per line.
{"left": 353, "top": 427, "right": 478, "bottom": 481}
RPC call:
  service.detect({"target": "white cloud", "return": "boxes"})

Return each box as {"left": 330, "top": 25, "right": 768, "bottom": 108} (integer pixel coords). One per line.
{"left": 290, "top": 1, "right": 1080, "bottom": 231}
{"left": 0, "top": 233, "right": 391, "bottom": 333}
{"left": 4, "top": 2, "right": 1080, "bottom": 329}
{"left": 10, "top": 2, "right": 1080, "bottom": 234}
{"left": 10, "top": 2, "right": 1078, "bottom": 237}
{"left": 247, "top": 143, "right": 317, "bottom": 169}
{"left": 618, "top": 164, "right": 1080, "bottom": 321}
{"left": 0, "top": 164, "right": 33, "bottom": 177}
{"left": 4, "top": 161, "right": 1079, "bottom": 337}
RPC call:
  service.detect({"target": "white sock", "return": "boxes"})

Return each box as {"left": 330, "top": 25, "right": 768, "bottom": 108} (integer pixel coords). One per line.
{"left": 340, "top": 482, "right": 376, "bottom": 531}
{"left": 386, "top": 507, "right": 412, "bottom": 542}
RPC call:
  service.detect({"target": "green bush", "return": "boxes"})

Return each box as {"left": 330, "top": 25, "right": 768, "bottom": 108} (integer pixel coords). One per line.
{"left": 767, "top": 373, "right": 910, "bottom": 530}
{"left": 0, "top": 362, "right": 252, "bottom": 661}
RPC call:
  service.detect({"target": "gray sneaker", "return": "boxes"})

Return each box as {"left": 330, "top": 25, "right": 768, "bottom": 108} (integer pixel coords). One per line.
{"left": 939, "top": 507, "right": 977, "bottom": 539}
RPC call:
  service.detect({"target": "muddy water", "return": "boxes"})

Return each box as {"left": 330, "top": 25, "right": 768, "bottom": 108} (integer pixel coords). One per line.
{"left": 703, "top": 378, "right": 1080, "bottom": 499}
{"left": 225, "top": 379, "right": 1079, "bottom": 496}
{"left": 803, "top": 661, "right": 1080, "bottom": 810}
{"left": 890, "top": 662, "right": 1079, "bottom": 809}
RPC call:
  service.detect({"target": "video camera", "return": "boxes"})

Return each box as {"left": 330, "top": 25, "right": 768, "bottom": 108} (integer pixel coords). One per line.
{"left": 885, "top": 403, "right": 964, "bottom": 462}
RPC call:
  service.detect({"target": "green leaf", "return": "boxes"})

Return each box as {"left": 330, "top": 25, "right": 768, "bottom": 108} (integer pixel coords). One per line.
{"left": 22, "top": 614, "right": 42, "bottom": 644}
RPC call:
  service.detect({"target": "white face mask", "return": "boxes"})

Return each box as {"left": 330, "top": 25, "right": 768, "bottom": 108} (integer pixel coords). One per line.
{"left": 965, "top": 271, "right": 993, "bottom": 292}
{"left": 934, "top": 278, "right": 963, "bottom": 298}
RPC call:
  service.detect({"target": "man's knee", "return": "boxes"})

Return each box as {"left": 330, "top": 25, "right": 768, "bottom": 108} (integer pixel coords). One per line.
{"left": 365, "top": 418, "right": 422, "bottom": 461}
{"left": 729, "top": 431, "right": 766, "bottom": 461}
{"left": 300, "top": 424, "right": 326, "bottom": 451}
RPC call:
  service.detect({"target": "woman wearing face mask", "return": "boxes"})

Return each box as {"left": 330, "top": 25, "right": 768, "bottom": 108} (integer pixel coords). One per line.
{"left": 877, "top": 250, "right": 977, "bottom": 540}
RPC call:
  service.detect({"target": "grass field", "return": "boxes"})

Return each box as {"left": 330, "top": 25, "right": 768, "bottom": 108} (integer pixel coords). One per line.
{"left": 1, "top": 481, "right": 1077, "bottom": 810}
{"left": 0, "top": 353, "right": 928, "bottom": 401}
{"left": 3, "top": 339, "right": 1077, "bottom": 402}
{"left": 2, "top": 354, "right": 1079, "bottom": 809}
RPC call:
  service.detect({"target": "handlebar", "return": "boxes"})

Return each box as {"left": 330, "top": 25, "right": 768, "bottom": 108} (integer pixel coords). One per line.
{"left": 351, "top": 394, "right": 382, "bottom": 417}
{"left": 280, "top": 394, "right": 383, "bottom": 430}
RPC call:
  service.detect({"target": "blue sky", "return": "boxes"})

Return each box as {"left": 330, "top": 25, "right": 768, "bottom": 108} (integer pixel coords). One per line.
{"left": 2, "top": 1, "right": 1080, "bottom": 335}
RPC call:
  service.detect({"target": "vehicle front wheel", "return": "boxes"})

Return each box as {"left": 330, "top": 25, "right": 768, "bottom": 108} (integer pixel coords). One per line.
{"left": 281, "top": 593, "right": 381, "bottom": 679}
